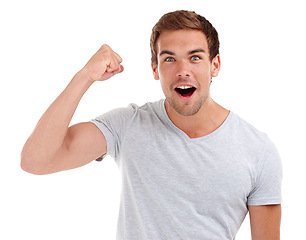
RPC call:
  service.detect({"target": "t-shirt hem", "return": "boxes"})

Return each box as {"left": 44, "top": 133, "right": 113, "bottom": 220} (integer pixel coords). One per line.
{"left": 247, "top": 197, "right": 282, "bottom": 206}
{"left": 89, "top": 120, "right": 114, "bottom": 157}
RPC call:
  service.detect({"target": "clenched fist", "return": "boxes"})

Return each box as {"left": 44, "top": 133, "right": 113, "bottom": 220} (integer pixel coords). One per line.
{"left": 81, "top": 44, "right": 124, "bottom": 82}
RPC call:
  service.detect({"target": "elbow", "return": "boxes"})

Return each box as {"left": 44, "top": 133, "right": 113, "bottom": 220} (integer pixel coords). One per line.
{"left": 20, "top": 148, "right": 51, "bottom": 175}
{"left": 20, "top": 152, "right": 40, "bottom": 175}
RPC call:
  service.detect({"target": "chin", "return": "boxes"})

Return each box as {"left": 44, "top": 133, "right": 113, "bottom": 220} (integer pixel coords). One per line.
{"left": 166, "top": 98, "right": 205, "bottom": 117}
{"left": 175, "top": 107, "right": 202, "bottom": 116}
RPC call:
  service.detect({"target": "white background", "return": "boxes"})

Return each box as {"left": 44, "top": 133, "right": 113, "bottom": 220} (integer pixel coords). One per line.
{"left": 1, "top": 0, "right": 305, "bottom": 239}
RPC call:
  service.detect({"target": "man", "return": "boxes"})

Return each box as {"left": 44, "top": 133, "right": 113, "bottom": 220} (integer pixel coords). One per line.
{"left": 21, "top": 10, "right": 282, "bottom": 239}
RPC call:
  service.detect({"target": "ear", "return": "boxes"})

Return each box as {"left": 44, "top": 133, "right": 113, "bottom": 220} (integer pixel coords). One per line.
{"left": 151, "top": 61, "right": 160, "bottom": 80}
{"left": 210, "top": 54, "right": 221, "bottom": 78}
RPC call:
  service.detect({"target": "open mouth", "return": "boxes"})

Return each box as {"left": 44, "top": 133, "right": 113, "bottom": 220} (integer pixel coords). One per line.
{"left": 175, "top": 86, "right": 196, "bottom": 98}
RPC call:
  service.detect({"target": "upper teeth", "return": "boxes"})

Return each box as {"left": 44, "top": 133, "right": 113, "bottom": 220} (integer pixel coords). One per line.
{"left": 177, "top": 86, "right": 193, "bottom": 89}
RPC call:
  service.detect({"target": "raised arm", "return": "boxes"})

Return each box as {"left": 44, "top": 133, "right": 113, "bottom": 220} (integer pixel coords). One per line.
{"left": 21, "top": 44, "right": 123, "bottom": 175}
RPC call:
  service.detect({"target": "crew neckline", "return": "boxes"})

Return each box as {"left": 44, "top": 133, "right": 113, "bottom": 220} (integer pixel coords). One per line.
{"left": 159, "top": 99, "right": 233, "bottom": 142}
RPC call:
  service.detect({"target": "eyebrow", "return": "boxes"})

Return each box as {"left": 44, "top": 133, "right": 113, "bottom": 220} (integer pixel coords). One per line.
{"left": 159, "top": 48, "right": 206, "bottom": 56}
{"left": 159, "top": 50, "right": 175, "bottom": 56}
{"left": 188, "top": 48, "right": 206, "bottom": 55}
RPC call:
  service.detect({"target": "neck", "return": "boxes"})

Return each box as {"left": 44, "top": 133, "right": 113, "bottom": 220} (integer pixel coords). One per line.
{"left": 165, "top": 97, "right": 229, "bottom": 139}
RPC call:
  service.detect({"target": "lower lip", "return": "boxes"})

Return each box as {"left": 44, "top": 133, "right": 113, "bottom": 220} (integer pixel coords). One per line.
{"left": 175, "top": 90, "right": 196, "bottom": 100}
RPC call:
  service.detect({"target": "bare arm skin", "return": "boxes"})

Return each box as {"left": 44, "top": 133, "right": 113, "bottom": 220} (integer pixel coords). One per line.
{"left": 249, "top": 204, "right": 281, "bottom": 240}
{"left": 21, "top": 44, "right": 123, "bottom": 175}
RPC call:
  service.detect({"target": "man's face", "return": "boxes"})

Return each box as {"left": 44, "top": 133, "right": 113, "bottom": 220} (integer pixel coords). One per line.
{"left": 152, "top": 29, "right": 220, "bottom": 116}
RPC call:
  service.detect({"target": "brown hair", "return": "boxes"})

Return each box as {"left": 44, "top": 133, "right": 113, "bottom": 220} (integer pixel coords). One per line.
{"left": 150, "top": 10, "right": 220, "bottom": 65}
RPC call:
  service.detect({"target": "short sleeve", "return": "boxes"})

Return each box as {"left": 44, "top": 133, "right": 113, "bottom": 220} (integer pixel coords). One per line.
{"left": 247, "top": 139, "right": 283, "bottom": 206}
{"left": 90, "top": 104, "right": 138, "bottom": 160}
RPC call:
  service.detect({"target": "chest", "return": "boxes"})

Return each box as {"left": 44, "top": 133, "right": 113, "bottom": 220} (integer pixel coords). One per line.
{"left": 119, "top": 126, "right": 256, "bottom": 209}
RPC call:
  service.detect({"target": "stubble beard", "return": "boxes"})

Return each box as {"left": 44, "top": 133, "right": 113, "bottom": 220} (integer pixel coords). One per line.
{"left": 166, "top": 91, "right": 209, "bottom": 116}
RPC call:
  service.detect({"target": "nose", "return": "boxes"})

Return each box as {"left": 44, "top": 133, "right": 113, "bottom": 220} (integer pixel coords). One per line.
{"left": 176, "top": 60, "right": 191, "bottom": 78}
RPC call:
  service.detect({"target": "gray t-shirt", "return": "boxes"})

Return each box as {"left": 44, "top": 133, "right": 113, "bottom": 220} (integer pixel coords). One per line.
{"left": 91, "top": 99, "right": 282, "bottom": 240}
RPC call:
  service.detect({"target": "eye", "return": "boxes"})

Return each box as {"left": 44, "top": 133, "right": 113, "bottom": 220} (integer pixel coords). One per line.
{"left": 190, "top": 55, "right": 200, "bottom": 61}
{"left": 165, "top": 57, "right": 175, "bottom": 62}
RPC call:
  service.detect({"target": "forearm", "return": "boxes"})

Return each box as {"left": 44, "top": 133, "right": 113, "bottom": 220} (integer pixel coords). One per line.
{"left": 21, "top": 70, "right": 93, "bottom": 171}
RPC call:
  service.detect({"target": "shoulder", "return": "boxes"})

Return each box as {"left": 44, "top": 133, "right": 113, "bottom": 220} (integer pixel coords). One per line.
{"left": 229, "top": 112, "right": 271, "bottom": 144}
{"left": 124, "top": 99, "right": 165, "bottom": 121}
{"left": 226, "top": 112, "right": 280, "bottom": 162}
{"left": 91, "top": 99, "right": 164, "bottom": 126}
{"left": 92, "top": 102, "right": 139, "bottom": 123}
{"left": 136, "top": 99, "right": 164, "bottom": 113}
{"left": 230, "top": 112, "right": 282, "bottom": 166}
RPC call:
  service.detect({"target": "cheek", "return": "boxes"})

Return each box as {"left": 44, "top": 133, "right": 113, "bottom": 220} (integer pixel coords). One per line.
{"left": 160, "top": 78, "right": 172, "bottom": 92}
{"left": 159, "top": 65, "right": 178, "bottom": 86}
{"left": 158, "top": 74, "right": 174, "bottom": 94}
{"left": 157, "top": 66, "right": 171, "bottom": 82}
{"left": 193, "top": 66, "right": 209, "bottom": 79}
{"left": 158, "top": 64, "right": 168, "bottom": 77}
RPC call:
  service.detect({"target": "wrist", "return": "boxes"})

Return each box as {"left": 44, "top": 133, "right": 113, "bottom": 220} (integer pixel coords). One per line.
{"left": 74, "top": 68, "right": 95, "bottom": 87}
{"left": 66, "top": 70, "right": 95, "bottom": 99}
